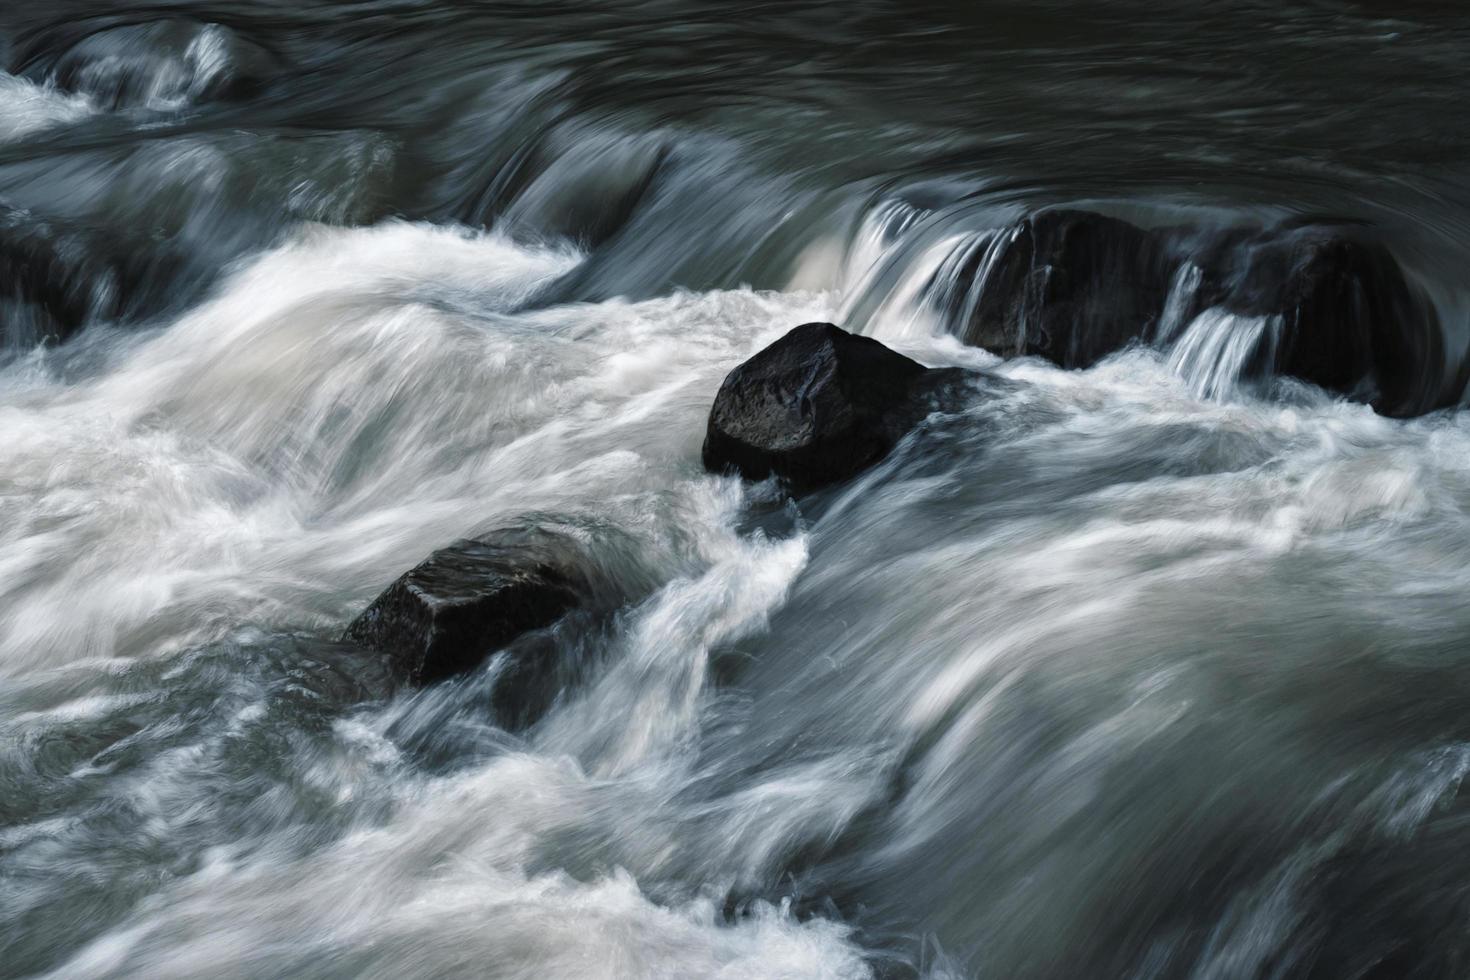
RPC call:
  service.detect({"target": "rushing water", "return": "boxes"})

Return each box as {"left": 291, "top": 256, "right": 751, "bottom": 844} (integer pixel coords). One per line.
{"left": 4, "top": 2, "right": 1470, "bottom": 978}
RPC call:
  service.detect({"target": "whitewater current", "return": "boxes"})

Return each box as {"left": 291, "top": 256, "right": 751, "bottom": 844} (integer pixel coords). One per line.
{"left": 6, "top": 2, "right": 1470, "bottom": 978}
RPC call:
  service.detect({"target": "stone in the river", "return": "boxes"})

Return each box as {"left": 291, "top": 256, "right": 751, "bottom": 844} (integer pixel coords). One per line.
{"left": 503, "top": 129, "right": 668, "bottom": 248}
{"left": 344, "top": 528, "right": 587, "bottom": 689}
{"left": 949, "top": 208, "right": 1453, "bottom": 417}
{"left": 702, "top": 321, "right": 961, "bottom": 491}
{"left": 0, "top": 205, "right": 124, "bottom": 347}
{"left": 960, "top": 209, "right": 1174, "bottom": 368}
{"left": 33, "top": 20, "right": 278, "bottom": 109}
{"left": 1197, "top": 223, "right": 1449, "bottom": 417}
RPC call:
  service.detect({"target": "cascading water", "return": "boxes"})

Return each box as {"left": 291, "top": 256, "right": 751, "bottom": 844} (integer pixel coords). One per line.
{"left": 5, "top": 2, "right": 1470, "bottom": 979}
{"left": 1166, "top": 309, "right": 1279, "bottom": 401}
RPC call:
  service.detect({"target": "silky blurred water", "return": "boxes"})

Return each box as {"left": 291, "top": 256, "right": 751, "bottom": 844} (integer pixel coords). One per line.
{"left": 3, "top": 2, "right": 1470, "bottom": 978}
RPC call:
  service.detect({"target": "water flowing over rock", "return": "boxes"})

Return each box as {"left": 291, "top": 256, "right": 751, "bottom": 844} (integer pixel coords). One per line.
{"left": 0, "top": 205, "right": 124, "bottom": 346}
{"left": 1188, "top": 223, "right": 1449, "bottom": 417}
{"left": 12, "top": 2, "right": 1470, "bottom": 977}
{"left": 950, "top": 209, "right": 1452, "bottom": 416}
{"left": 959, "top": 209, "right": 1174, "bottom": 367}
{"left": 702, "top": 321, "right": 962, "bottom": 492}
{"left": 501, "top": 128, "right": 669, "bottom": 248}
{"left": 344, "top": 528, "right": 589, "bottom": 699}
{"left": 21, "top": 19, "right": 277, "bottom": 110}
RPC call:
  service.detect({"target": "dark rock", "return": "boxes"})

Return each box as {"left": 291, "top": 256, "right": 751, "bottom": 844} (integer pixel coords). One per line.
{"left": 344, "top": 528, "right": 589, "bottom": 690}
{"left": 959, "top": 209, "right": 1174, "bottom": 368}
{"left": 948, "top": 208, "right": 1453, "bottom": 416}
{"left": 1193, "top": 224, "right": 1449, "bottom": 417}
{"left": 702, "top": 322, "right": 964, "bottom": 492}
{"left": 0, "top": 205, "right": 124, "bottom": 347}
{"left": 503, "top": 129, "right": 668, "bottom": 249}
{"left": 0, "top": 202, "right": 196, "bottom": 349}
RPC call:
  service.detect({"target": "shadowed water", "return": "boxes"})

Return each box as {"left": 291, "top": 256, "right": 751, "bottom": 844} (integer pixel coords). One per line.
{"left": 3, "top": 2, "right": 1470, "bottom": 978}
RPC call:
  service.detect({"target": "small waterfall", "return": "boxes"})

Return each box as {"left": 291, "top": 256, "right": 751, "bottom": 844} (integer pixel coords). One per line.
{"left": 1156, "top": 262, "right": 1205, "bottom": 344}
{"left": 943, "top": 228, "right": 1013, "bottom": 333}
{"left": 841, "top": 199, "right": 928, "bottom": 295}
{"left": 1167, "top": 307, "right": 1280, "bottom": 400}
{"left": 870, "top": 230, "right": 999, "bottom": 341}
{"left": 840, "top": 207, "right": 1009, "bottom": 344}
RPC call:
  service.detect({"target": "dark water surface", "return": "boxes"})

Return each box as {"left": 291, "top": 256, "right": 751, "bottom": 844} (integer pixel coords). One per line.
{"left": 4, "top": 2, "right": 1470, "bottom": 977}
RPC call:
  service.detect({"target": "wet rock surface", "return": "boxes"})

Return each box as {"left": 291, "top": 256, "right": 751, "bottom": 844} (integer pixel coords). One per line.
{"left": 1190, "top": 223, "right": 1449, "bottom": 416}
{"left": 960, "top": 209, "right": 1174, "bottom": 368}
{"left": 344, "top": 527, "right": 590, "bottom": 691}
{"left": 702, "top": 321, "right": 967, "bottom": 492}
{"left": 953, "top": 209, "right": 1453, "bottom": 416}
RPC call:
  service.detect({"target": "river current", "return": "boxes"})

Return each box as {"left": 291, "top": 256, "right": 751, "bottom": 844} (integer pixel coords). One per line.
{"left": 4, "top": 2, "right": 1470, "bottom": 978}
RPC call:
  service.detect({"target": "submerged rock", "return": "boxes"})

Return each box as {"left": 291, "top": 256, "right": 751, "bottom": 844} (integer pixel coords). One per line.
{"left": 27, "top": 20, "right": 278, "bottom": 109}
{"left": 0, "top": 202, "right": 201, "bottom": 349}
{"left": 344, "top": 528, "right": 588, "bottom": 691}
{"left": 502, "top": 128, "right": 668, "bottom": 249}
{"left": 702, "top": 322, "right": 963, "bottom": 492}
{"left": 0, "top": 205, "right": 124, "bottom": 347}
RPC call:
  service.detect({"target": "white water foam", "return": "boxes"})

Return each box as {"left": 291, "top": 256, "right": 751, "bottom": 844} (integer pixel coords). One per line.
{"left": 1167, "top": 307, "right": 1279, "bottom": 400}
{"left": 10, "top": 214, "right": 1470, "bottom": 980}
{"left": 0, "top": 221, "right": 834, "bottom": 675}
{"left": 0, "top": 73, "right": 95, "bottom": 142}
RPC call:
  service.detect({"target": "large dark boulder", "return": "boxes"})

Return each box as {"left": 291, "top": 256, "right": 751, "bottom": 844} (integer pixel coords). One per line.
{"left": 958, "top": 209, "right": 1174, "bottom": 368}
{"left": 345, "top": 528, "right": 589, "bottom": 692}
{"left": 702, "top": 322, "right": 962, "bottom": 492}
{"left": 948, "top": 208, "right": 1453, "bottom": 416}
{"left": 1190, "top": 223, "right": 1449, "bottom": 417}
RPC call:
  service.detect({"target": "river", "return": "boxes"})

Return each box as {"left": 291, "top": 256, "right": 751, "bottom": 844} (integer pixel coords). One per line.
{"left": 4, "top": 2, "right": 1470, "bottom": 977}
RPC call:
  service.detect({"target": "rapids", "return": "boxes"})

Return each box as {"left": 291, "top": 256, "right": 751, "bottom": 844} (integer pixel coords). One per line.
{"left": 4, "top": 2, "right": 1470, "bottom": 978}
